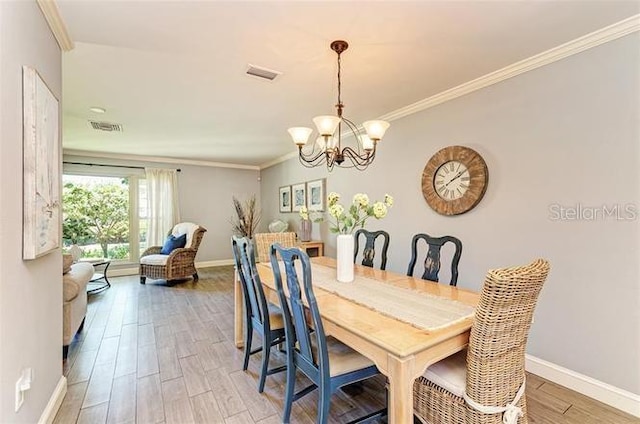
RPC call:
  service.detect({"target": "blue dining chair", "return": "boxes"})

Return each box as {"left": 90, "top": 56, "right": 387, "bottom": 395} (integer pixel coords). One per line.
{"left": 407, "top": 233, "right": 463, "bottom": 286}
{"left": 231, "top": 236, "right": 286, "bottom": 393}
{"left": 354, "top": 229, "right": 390, "bottom": 270}
{"left": 269, "top": 243, "right": 383, "bottom": 424}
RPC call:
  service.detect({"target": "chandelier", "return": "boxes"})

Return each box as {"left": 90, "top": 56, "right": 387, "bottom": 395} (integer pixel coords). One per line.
{"left": 288, "top": 40, "right": 390, "bottom": 171}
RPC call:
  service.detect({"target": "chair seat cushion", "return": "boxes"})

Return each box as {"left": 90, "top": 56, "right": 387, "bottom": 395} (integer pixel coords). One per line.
{"left": 421, "top": 349, "right": 467, "bottom": 398}
{"left": 311, "top": 336, "right": 375, "bottom": 377}
{"left": 63, "top": 262, "right": 94, "bottom": 302}
{"left": 140, "top": 254, "right": 170, "bottom": 266}
{"left": 160, "top": 234, "right": 187, "bottom": 254}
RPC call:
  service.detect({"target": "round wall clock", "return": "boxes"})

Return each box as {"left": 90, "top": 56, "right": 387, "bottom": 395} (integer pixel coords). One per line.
{"left": 421, "top": 145, "right": 488, "bottom": 215}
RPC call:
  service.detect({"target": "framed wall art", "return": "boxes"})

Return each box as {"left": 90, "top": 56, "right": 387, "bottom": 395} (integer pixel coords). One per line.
{"left": 306, "top": 178, "right": 325, "bottom": 211}
{"left": 23, "top": 66, "right": 61, "bottom": 260}
{"left": 279, "top": 185, "right": 292, "bottom": 213}
{"left": 292, "top": 182, "right": 306, "bottom": 212}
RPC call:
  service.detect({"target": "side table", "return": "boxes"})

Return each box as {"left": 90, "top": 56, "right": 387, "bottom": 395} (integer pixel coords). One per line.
{"left": 79, "top": 258, "right": 112, "bottom": 294}
{"left": 299, "top": 240, "right": 324, "bottom": 257}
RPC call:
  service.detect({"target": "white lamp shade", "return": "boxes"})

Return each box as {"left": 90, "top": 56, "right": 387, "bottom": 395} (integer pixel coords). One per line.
{"left": 288, "top": 127, "right": 313, "bottom": 145}
{"left": 313, "top": 115, "right": 341, "bottom": 136}
{"left": 360, "top": 135, "right": 374, "bottom": 151}
{"left": 363, "top": 120, "right": 390, "bottom": 141}
{"left": 316, "top": 136, "right": 338, "bottom": 152}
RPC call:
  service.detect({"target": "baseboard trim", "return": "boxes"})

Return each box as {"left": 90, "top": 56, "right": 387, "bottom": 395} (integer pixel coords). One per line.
{"left": 525, "top": 354, "right": 640, "bottom": 418}
{"left": 38, "top": 376, "right": 67, "bottom": 424}
{"left": 107, "top": 259, "right": 234, "bottom": 277}
{"left": 108, "top": 267, "right": 139, "bottom": 277}
{"left": 196, "top": 259, "right": 235, "bottom": 268}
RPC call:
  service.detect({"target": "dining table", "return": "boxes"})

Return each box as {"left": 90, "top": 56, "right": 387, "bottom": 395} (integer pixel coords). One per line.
{"left": 233, "top": 256, "right": 479, "bottom": 424}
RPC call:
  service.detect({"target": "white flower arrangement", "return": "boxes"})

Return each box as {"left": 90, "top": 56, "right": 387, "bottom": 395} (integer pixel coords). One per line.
{"left": 299, "top": 205, "right": 323, "bottom": 222}
{"left": 299, "top": 206, "right": 309, "bottom": 221}
{"left": 327, "top": 192, "right": 393, "bottom": 234}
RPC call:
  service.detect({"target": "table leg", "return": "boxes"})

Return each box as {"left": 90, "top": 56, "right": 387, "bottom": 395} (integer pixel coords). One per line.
{"left": 387, "top": 354, "right": 415, "bottom": 424}
{"left": 234, "top": 269, "right": 244, "bottom": 348}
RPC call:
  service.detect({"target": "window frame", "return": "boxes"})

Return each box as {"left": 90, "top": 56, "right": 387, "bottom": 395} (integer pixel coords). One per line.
{"left": 62, "top": 164, "right": 145, "bottom": 265}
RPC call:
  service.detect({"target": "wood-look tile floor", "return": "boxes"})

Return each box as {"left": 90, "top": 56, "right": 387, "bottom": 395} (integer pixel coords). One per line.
{"left": 55, "top": 266, "right": 639, "bottom": 424}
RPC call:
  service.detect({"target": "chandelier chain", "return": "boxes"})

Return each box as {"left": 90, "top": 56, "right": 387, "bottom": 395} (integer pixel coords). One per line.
{"left": 337, "top": 51, "right": 342, "bottom": 115}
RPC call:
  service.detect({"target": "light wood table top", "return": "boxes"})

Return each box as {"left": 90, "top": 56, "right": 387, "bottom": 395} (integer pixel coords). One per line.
{"left": 234, "top": 257, "right": 479, "bottom": 424}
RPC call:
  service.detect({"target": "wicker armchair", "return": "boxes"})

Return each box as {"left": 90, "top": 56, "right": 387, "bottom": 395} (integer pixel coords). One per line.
{"left": 254, "top": 232, "right": 296, "bottom": 262}
{"left": 413, "top": 258, "right": 550, "bottom": 424}
{"left": 139, "top": 223, "right": 207, "bottom": 284}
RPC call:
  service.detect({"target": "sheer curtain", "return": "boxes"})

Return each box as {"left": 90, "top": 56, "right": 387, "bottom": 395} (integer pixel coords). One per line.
{"left": 145, "top": 168, "right": 180, "bottom": 247}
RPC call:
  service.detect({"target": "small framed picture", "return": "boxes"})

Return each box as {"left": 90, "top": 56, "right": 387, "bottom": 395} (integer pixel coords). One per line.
{"left": 306, "top": 179, "right": 325, "bottom": 211}
{"left": 279, "top": 186, "right": 292, "bottom": 213}
{"left": 292, "top": 183, "right": 306, "bottom": 212}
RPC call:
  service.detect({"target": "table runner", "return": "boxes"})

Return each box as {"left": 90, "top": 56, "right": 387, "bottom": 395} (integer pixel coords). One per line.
{"left": 267, "top": 262, "right": 475, "bottom": 332}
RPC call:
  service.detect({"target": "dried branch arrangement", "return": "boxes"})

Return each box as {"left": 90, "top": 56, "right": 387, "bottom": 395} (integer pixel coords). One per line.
{"left": 231, "top": 195, "right": 261, "bottom": 238}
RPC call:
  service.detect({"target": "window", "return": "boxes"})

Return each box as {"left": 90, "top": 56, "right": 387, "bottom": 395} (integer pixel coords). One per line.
{"left": 62, "top": 168, "right": 145, "bottom": 263}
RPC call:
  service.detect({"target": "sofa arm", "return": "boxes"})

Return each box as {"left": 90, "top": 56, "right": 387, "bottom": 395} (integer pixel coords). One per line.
{"left": 63, "top": 262, "right": 94, "bottom": 302}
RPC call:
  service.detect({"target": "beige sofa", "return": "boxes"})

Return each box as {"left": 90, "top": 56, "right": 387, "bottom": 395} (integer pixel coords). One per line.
{"left": 63, "top": 261, "right": 93, "bottom": 358}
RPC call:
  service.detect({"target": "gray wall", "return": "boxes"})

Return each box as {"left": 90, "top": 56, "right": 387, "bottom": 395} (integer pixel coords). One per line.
{"left": 63, "top": 155, "right": 261, "bottom": 262}
{"left": 0, "top": 2, "right": 63, "bottom": 422}
{"left": 261, "top": 34, "right": 640, "bottom": 394}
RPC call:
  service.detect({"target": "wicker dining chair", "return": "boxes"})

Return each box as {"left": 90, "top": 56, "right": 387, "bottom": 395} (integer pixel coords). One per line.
{"left": 413, "top": 258, "right": 551, "bottom": 424}
{"left": 354, "top": 229, "right": 390, "bottom": 270}
{"left": 407, "top": 233, "right": 463, "bottom": 286}
{"left": 139, "top": 223, "right": 207, "bottom": 284}
{"left": 254, "top": 232, "right": 297, "bottom": 262}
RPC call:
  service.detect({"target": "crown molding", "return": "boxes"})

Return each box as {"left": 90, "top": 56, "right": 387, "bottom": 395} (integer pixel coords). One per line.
{"left": 259, "top": 150, "right": 299, "bottom": 170}
{"left": 261, "top": 14, "right": 640, "bottom": 170}
{"left": 379, "top": 14, "right": 640, "bottom": 123}
{"left": 36, "top": 0, "right": 74, "bottom": 52}
{"left": 63, "top": 149, "right": 260, "bottom": 171}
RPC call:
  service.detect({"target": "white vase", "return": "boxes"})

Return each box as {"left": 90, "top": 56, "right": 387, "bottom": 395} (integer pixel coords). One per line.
{"left": 336, "top": 234, "right": 354, "bottom": 282}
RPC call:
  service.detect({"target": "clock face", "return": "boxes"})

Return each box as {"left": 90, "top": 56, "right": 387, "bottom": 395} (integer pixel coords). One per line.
{"left": 421, "top": 146, "right": 488, "bottom": 215}
{"left": 434, "top": 161, "right": 470, "bottom": 201}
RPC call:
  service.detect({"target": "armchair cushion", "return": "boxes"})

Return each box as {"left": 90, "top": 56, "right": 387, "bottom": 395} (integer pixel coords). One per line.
{"left": 140, "top": 254, "right": 170, "bottom": 266}
{"left": 160, "top": 233, "right": 187, "bottom": 254}
{"left": 172, "top": 222, "right": 199, "bottom": 248}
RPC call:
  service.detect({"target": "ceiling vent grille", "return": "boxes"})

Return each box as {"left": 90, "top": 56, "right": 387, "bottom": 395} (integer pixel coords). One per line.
{"left": 246, "top": 64, "right": 281, "bottom": 81}
{"left": 89, "top": 121, "right": 123, "bottom": 132}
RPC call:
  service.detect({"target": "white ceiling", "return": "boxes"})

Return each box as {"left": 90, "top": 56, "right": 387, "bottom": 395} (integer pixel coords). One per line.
{"left": 58, "top": 1, "right": 639, "bottom": 167}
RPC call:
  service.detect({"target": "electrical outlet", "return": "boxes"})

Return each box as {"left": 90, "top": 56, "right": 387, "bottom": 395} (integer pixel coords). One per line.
{"left": 15, "top": 368, "right": 32, "bottom": 412}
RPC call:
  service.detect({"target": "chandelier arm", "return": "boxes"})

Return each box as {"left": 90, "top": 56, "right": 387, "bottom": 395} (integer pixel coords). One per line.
{"left": 299, "top": 155, "right": 325, "bottom": 168}
{"left": 341, "top": 146, "right": 374, "bottom": 168}
{"left": 339, "top": 117, "right": 367, "bottom": 155}
{"left": 298, "top": 145, "right": 329, "bottom": 165}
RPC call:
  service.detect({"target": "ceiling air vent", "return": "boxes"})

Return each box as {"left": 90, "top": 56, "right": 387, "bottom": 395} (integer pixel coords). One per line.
{"left": 89, "top": 121, "right": 123, "bottom": 132}
{"left": 246, "top": 64, "right": 281, "bottom": 81}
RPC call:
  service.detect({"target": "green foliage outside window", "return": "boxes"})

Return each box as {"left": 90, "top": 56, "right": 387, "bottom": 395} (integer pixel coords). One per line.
{"left": 62, "top": 181, "right": 130, "bottom": 258}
